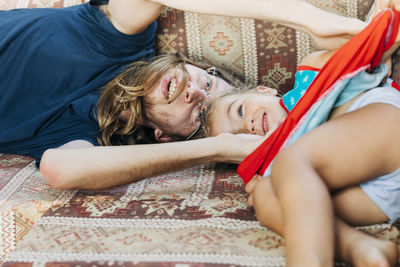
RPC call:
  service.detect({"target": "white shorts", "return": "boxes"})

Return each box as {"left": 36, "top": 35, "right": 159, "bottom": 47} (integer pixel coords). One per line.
{"left": 360, "top": 168, "right": 400, "bottom": 223}
{"left": 349, "top": 84, "right": 400, "bottom": 223}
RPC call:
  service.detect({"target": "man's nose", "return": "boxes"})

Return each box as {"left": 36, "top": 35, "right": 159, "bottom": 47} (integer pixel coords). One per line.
{"left": 184, "top": 83, "right": 207, "bottom": 104}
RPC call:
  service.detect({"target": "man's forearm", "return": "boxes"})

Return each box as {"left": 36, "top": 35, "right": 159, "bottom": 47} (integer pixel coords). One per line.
{"left": 150, "top": 0, "right": 364, "bottom": 38}
{"left": 41, "top": 133, "right": 264, "bottom": 190}
{"left": 109, "top": 0, "right": 364, "bottom": 48}
{"left": 40, "top": 137, "right": 224, "bottom": 190}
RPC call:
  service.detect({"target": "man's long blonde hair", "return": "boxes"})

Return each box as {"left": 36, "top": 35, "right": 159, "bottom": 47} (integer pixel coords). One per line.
{"left": 97, "top": 53, "right": 242, "bottom": 146}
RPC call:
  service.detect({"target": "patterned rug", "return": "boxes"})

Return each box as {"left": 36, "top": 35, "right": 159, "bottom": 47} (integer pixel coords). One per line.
{"left": 1, "top": 154, "right": 399, "bottom": 266}
{"left": 0, "top": 154, "right": 63, "bottom": 262}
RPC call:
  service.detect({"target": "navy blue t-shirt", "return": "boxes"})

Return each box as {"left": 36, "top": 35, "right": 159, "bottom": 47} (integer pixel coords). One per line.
{"left": 0, "top": 1, "right": 157, "bottom": 162}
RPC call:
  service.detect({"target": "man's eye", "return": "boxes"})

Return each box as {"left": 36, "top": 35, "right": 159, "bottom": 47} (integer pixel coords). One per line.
{"left": 237, "top": 104, "right": 243, "bottom": 117}
{"left": 205, "top": 77, "right": 212, "bottom": 91}
{"left": 199, "top": 110, "right": 204, "bottom": 119}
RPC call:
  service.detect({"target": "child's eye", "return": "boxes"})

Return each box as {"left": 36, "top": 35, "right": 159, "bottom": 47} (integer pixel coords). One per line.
{"left": 237, "top": 104, "right": 243, "bottom": 117}
{"left": 205, "top": 77, "right": 212, "bottom": 91}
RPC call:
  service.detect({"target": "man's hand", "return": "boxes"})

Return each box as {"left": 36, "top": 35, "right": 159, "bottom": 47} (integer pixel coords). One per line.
{"left": 214, "top": 133, "right": 265, "bottom": 164}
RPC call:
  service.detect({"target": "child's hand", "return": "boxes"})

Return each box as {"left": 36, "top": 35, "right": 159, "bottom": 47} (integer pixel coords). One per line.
{"left": 373, "top": 0, "right": 400, "bottom": 18}
{"left": 380, "top": 0, "right": 400, "bottom": 11}
{"left": 377, "top": 0, "right": 400, "bottom": 64}
{"left": 245, "top": 174, "right": 262, "bottom": 207}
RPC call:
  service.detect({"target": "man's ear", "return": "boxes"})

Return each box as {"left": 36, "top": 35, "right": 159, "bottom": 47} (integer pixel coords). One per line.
{"left": 154, "top": 128, "right": 175, "bottom": 143}
{"left": 256, "top": 86, "right": 278, "bottom": 96}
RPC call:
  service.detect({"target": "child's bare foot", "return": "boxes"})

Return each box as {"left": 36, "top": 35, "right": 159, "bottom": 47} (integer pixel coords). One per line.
{"left": 347, "top": 234, "right": 398, "bottom": 267}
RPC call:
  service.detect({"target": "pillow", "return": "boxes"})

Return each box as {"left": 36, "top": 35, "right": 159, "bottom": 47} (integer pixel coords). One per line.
{"left": 156, "top": 0, "right": 375, "bottom": 93}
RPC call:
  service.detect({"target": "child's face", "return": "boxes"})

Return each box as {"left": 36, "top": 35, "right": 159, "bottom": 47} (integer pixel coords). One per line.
{"left": 208, "top": 92, "right": 287, "bottom": 136}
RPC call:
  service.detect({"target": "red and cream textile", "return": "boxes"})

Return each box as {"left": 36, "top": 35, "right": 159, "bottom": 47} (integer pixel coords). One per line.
{"left": 3, "top": 163, "right": 285, "bottom": 266}
{"left": 0, "top": 154, "right": 64, "bottom": 261}
{"left": 2, "top": 160, "right": 399, "bottom": 266}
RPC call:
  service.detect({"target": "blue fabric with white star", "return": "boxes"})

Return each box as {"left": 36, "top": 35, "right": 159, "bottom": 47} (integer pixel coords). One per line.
{"left": 281, "top": 65, "right": 389, "bottom": 112}
{"left": 281, "top": 70, "right": 318, "bottom": 112}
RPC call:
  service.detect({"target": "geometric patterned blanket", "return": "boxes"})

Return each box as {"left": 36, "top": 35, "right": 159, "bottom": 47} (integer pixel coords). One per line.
{"left": 1, "top": 154, "right": 399, "bottom": 266}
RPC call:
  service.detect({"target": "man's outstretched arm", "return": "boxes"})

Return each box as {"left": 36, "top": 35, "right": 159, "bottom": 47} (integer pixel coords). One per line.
{"left": 107, "top": 0, "right": 366, "bottom": 50}
{"left": 40, "top": 134, "right": 262, "bottom": 190}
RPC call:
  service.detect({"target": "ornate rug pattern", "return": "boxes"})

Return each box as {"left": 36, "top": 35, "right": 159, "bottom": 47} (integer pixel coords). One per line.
{"left": 1, "top": 157, "right": 400, "bottom": 266}
{"left": 0, "top": 154, "right": 64, "bottom": 261}
{"left": 2, "top": 162, "right": 286, "bottom": 266}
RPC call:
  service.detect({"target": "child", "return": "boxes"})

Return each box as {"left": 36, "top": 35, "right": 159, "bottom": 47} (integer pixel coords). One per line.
{"left": 204, "top": 8, "right": 400, "bottom": 267}
{"left": 205, "top": 79, "right": 400, "bottom": 267}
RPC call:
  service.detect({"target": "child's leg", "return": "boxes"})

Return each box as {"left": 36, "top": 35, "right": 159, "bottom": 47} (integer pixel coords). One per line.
{"left": 269, "top": 104, "right": 400, "bottom": 267}
{"left": 247, "top": 177, "right": 398, "bottom": 267}
{"left": 271, "top": 153, "right": 335, "bottom": 266}
{"left": 332, "top": 186, "right": 388, "bottom": 226}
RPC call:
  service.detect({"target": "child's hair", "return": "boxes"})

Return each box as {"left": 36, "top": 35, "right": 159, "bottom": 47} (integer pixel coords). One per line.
{"left": 97, "top": 53, "right": 244, "bottom": 146}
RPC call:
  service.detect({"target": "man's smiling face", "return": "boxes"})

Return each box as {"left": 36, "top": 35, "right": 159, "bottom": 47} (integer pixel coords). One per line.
{"left": 142, "top": 64, "right": 233, "bottom": 142}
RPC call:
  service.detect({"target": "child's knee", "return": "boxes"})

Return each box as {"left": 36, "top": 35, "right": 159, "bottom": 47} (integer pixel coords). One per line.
{"left": 271, "top": 148, "right": 311, "bottom": 181}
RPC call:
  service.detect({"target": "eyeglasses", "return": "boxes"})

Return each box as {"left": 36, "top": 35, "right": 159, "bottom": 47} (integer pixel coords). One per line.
{"left": 206, "top": 67, "right": 218, "bottom": 76}
{"left": 185, "top": 108, "right": 206, "bottom": 141}
{"left": 185, "top": 123, "right": 202, "bottom": 140}
{"left": 185, "top": 67, "right": 218, "bottom": 141}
